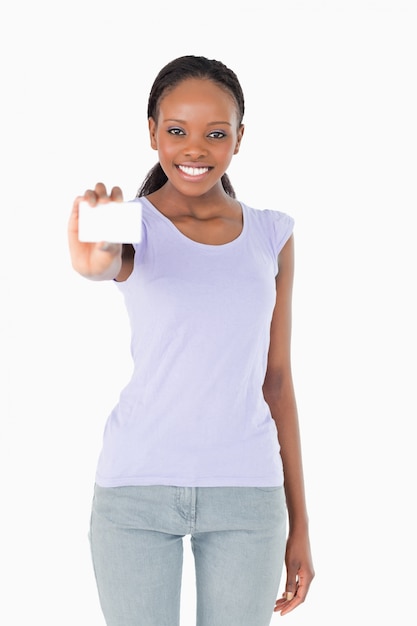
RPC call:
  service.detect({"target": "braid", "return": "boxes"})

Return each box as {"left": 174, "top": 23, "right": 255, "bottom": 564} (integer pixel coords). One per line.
{"left": 137, "top": 163, "right": 167, "bottom": 198}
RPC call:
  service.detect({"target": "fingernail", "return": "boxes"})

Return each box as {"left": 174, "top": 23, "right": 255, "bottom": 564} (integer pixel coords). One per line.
{"left": 286, "top": 592, "right": 294, "bottom": 601}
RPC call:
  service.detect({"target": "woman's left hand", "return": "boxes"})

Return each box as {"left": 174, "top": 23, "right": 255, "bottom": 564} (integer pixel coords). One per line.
{"left": 274, "top": 528, "right": 315, "bottom": 616}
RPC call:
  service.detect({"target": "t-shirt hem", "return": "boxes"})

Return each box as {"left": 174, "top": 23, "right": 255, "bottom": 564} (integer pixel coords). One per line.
{"left": 95, "top": 473, "right": 284, "bottom": 488}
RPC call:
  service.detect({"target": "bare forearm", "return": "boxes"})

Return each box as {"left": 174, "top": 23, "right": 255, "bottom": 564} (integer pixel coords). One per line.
{"left": 264, "top": 379, "right": 309, "bottom": 530}
{"left": 278, "top": 414, "right": 309, "bottom": 530}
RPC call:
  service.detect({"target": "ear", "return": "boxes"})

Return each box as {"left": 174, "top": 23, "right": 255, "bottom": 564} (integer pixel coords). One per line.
{"left": 148, "top": 117, "right": 158, "bottom": 150}
{"left": 233, "top": 124, "right": 245, "bottom": 155}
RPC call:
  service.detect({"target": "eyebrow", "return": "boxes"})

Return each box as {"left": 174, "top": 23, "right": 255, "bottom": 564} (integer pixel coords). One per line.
{"left": 163, "top": 118, "right": 232, "bottom": 126}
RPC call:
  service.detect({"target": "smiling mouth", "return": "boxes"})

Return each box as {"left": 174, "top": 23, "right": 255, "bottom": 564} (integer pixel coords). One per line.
{"left": 177, "top": 165, "right": 211, "bottom": 176}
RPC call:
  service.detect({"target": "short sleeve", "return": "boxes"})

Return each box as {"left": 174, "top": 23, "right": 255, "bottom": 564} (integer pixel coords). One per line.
{"left": 272, "top": 211, "right": 295, "bottom": 258}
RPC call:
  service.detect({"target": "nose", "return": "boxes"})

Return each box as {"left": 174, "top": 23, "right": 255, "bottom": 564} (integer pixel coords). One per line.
{"left": 183, "top": 134, "right": 207, "bottom": 159}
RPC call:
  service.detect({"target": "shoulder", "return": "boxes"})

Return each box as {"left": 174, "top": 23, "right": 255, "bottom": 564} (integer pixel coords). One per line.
{"left": 243, "top": 202, "right": 293, "bottom": 229}
{"left": 241, "top": 202, "right": 294, "bottom": 255}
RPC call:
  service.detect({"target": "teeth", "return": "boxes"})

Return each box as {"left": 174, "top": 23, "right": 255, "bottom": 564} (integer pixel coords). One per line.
{"left": 178, "top": 166, "right": 209, "bottom": 176}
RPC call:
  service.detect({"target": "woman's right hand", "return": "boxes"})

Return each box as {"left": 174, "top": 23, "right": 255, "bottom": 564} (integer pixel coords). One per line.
{"left": 68, "top": 182, "right": 124, "bottom": 280}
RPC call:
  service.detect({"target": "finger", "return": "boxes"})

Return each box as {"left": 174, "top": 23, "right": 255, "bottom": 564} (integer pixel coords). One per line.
{"left": 110, "top": 186, "right": 123, "bottom": 202}
{"left": 276, "top": 593, "right": 303, "bottom": 616}
{"left": 83, "top": 182, "right": 111, "bottom": 207}
{"left": 275, "top": 600, "right": 297, "bottom": 616}
{"left": 274, "top": 586, "right": 298, "bottom": 611}
{"left": 84, "top": 188, "right": 99, "bottom": 206}
{"left": 274, "top": 589, "right": 299, "bottom": 613}
{"left": 94, "top": 182, "right": 109, "bottom": 202}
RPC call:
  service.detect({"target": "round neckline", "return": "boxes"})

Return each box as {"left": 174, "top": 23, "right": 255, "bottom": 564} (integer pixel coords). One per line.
{"left": 141, "top": 196, "right": 246, "bottom": 249}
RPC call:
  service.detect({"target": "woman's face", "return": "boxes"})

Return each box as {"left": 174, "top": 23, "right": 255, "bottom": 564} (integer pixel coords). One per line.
{"left": 148, "top": 78, "right": 244, "bottom": 198}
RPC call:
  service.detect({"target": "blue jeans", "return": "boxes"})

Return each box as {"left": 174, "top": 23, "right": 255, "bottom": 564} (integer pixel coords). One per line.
{"left": 90, "top": 484, "right": 287, "bottom": 626}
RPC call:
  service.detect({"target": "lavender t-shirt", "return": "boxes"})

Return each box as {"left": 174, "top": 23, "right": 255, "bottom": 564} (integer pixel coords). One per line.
{"left": 95, "top": 198, "right": 294, "bottom": 488}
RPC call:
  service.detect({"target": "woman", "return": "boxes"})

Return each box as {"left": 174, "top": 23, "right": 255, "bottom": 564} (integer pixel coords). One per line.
{"left": 68, "top": 55, "right": 314, "bottom": 626}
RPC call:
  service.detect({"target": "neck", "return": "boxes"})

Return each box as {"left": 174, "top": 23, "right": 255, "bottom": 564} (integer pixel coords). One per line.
{"left": 147, "top": 181, "right": 237, "bottom": 219}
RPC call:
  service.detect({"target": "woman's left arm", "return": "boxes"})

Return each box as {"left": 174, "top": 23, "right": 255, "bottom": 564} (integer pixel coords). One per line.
{"left": 262, "top": 234, "right": 315, "bottom": 616}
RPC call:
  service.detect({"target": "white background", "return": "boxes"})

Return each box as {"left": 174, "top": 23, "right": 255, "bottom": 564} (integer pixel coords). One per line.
{"left": 1, "top": 0, "right": 416, "bottom": 624}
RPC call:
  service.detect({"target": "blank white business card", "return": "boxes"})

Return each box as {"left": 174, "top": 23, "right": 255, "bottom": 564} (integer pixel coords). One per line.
{"left": 78, "top": 200, "right": 142, "bottom": 243}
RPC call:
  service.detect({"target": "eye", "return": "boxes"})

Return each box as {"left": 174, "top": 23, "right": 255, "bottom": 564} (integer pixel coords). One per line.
{"left": 208, "top": 130, "right": 226, "bottom": 139}
{"left": 168, "top": 127, "right": 185, "bottom": 136}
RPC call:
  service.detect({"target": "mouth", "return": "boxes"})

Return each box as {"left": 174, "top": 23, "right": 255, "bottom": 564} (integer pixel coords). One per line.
{"left": 177, "top": 165, "right": 212, "bottom": 177}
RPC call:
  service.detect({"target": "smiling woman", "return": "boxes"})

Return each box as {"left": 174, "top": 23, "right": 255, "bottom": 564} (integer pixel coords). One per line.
{"left": 140, "top": 82, "right": 244, "bottom": 245}
{"left": 147, "top": 78, "right": 244, "bottom": 208}
{"left": 67, "top": 55, "right": 314, "bottom": 626}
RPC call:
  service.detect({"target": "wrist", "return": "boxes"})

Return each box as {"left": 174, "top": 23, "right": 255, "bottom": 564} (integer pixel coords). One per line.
{"left": 287, "top": 514, "right": 309, "bottom": 534}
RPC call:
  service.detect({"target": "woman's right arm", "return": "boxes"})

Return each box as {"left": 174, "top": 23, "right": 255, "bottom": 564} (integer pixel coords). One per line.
{"left": 68, "top": 182, "right": 134, "bottom": 282}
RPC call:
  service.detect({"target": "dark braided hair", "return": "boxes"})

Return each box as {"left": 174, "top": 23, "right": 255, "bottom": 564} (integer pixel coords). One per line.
{"left": 137, "top": 55, "right": 245, "bottom": 199}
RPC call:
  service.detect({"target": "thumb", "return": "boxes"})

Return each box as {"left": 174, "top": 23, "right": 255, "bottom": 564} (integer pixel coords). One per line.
{"left": 285, "top": 562, "right": 299, "bottom": 600}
